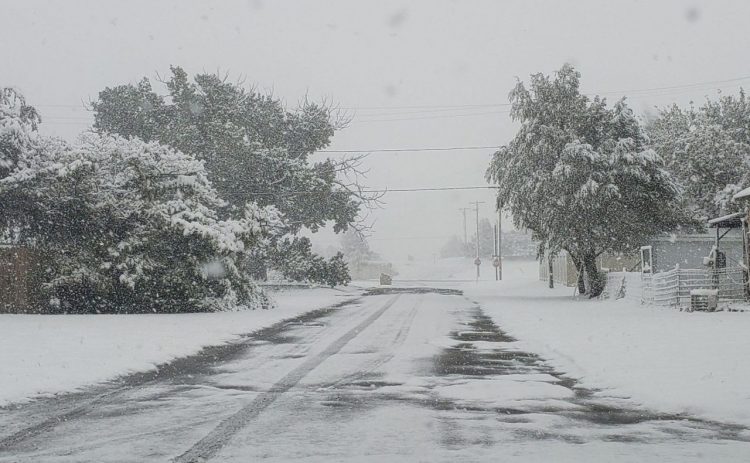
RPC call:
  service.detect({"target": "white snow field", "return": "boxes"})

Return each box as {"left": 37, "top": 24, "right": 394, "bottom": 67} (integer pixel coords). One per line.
{"left": 463, "top": 259, "right": 750, "bottom": 427}
{"left": 0, "top": 287, "right": 357, "bottom": 406}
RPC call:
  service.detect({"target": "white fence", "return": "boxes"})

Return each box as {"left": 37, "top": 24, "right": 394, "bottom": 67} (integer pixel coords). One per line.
{"left": 603, "top": 266, "right": 747, "bottom": 308}
{"left": 602, "top": 271, "right": 645, "bottom": 303}
{"left": 538, "top": 254, "right": 575, "bottom": 287}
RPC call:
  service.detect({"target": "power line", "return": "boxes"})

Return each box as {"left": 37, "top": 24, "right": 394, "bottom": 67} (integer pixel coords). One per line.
{"left": 246, "top": 185, "right": 499, "bottom": 196}
{"left": 369, "top": 235, "right": 455, "bottom": 241}
{"left": 341, "top": 103, "right": 511, "bottom": 111}
{"left": 37, "top": 121, "right": 92, "bottom": 126}
{"left": 596, "top": 74, "right": 750, "bottom": 96}
{"left": 334, "top": 75, "right": 750, "bottom": 123}
{"left": 347, "top": 82, "right": 749, "bottom": 123}
{"left": 40, "top": 117, "right": 92, "bottom": 122}
{"left": 340, "top": 74, "right": 750, "bottom": 110}
{"left": 377, "top": 186, "right": 498, "bottom": 192}
{"left": 27, "top": 72, "right": 750, "bottom": 112}
{"left": 41, "top": 115, "right": 92, "bottom": 120}
{"left": 319, "top": 146, "right": 499, "bottom": 153}
{"left": 351, "top": 109, "right": 511, "bottom": 123}
{"left": 37, "top": 110, "right": 512, "bottom": 125}
{"left": 33, "top": 73, "right": 750, "bottom": 128}
{"left": 35, "top": 104, "right": 90, "bottom": 109}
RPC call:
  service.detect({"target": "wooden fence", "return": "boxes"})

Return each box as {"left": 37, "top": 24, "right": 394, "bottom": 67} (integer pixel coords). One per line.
{"left": 0, "top": 246, "right": 42, "bottom": 313}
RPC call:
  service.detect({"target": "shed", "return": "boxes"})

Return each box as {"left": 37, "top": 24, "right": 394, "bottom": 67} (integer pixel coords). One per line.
{"left": 539, "top": 250, "right": 639, "bottom": 287}
{"left": 640, "top": 233, "right": 744, "bottom": 274}
{"left": 708, "top": 212, "right": 746, "bottom": 268}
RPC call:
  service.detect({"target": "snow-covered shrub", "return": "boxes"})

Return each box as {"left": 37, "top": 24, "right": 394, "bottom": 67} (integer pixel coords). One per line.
{"left": 0, "top": 88, "right": 40, "bottom": 179}
{"left": 270, "top": 236, "right": 350, "bottom": 287}
{"left": 0, "top": 116, "right": 280, "bottom": 311}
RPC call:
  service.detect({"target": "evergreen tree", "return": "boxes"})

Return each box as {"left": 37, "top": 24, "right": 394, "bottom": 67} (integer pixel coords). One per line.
{"left": 486, "top": 65, "right": 693, "bottom": 296}
{"left": 468, "top": 218, "right": 496, "bottom": 257}
{"left": 440, "top": 235, "right": 470, "bottom": 258}
{"left": 340, "top": 229, "right": 377, "bottom": 274}
{"left": 91, "top": 67, "right": 372, "bottom": 285}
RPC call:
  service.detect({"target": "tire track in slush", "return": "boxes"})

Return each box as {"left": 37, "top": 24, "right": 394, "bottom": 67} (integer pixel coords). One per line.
{"left": 172, "top": 294, "right": 401, "bottom": 463}
{"left": 0, "top": 302, "right": 354, "bottom": 453}
{"left": 322, "top": 295, "right": 421, "bottom": 391}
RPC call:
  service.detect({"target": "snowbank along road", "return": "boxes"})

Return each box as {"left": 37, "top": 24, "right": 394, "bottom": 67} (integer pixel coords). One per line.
{"left": 1, "top": 286, "right": 750, "bottom": 462}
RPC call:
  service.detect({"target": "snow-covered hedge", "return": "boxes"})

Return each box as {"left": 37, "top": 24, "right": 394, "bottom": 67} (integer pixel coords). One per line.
{"left": 0, "top": 88, "right": 282, "bottom": 313}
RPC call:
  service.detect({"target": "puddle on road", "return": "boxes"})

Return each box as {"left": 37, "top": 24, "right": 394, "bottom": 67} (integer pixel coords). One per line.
{"left": 365, "top": 287, "right": 463, "bottom": 297}
{"left": 323, "top": 304, "right": 750, "bottom": 445}
{"left": 429, "top": 306, "right": 750, "bottom": 444}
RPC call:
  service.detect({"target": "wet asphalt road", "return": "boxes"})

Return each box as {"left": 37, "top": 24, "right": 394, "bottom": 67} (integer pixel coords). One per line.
{"left": 2, "top": 287, "right": 750, "bottom": 462}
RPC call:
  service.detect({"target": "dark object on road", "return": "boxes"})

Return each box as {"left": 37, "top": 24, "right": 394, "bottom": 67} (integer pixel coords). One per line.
{"left": 380, "top": 273, "right": 392, "bottom": 285}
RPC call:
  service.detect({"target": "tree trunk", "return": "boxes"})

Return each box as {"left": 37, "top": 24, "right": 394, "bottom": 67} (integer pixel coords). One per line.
{"left": 573, "top": 257, "right": 586, "bottom": 295}
{"left": 582, "top": 253, "right": 604, "bottom": 298}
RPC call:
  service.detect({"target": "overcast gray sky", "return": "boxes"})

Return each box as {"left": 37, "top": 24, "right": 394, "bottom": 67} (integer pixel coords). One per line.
{"left": 4, "top": 0, "right": 750, "bottom": 260}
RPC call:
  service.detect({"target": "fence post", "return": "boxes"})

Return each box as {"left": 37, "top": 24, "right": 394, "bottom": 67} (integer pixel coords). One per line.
{"left": 548, "top": 255, "right": 554, "bottom": 289}
{"left": 675, "top": 263, "right": 681, "bottom": 308}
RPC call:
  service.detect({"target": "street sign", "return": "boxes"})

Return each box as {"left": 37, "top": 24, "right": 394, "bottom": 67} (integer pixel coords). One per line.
{"left": 474, "top": 257, "right": 481, "bottom": 266}
{"left": 492, "top": 257, "right": 501, "bottom": 268}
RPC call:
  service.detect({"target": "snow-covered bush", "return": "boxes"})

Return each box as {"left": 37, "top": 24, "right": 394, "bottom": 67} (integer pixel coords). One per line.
{"left": 0, "top": 99, "right": 280, "bottom": 312}
{"left": 272, "top": 236, "right": 350, "bottom": 287}
{"left": 0, "top": 88, "right": 40, "bottom": 179}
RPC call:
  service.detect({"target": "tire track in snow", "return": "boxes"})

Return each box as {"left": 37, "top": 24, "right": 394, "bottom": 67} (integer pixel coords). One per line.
{"left": 321, "top": 295, "right": 421, "bottom": 390}
{"left": 0, "top": 301, "right": 356, "bottom": 453}
{"left": 172, "top": 294, "right": 402, "bottom": 463}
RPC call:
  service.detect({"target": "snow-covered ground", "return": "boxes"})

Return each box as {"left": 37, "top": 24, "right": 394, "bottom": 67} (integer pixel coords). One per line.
{"left": 5, "top": 255, "right": 750, "bottom": 433}
{"left": 0, "top": 287, "right": 357, "bottom": 407}
{"left": 464, "top": 259, "right": 750, "bottom": 427}
{"left": 389, "top": 256, "right": 482, "bottom": 281}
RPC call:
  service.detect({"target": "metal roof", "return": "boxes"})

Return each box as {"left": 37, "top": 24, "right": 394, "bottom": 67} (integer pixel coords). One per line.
{"left": 650, "top": 233, "right": 742, "bottom": 242}
{"left": 708, "top": 212, "right": 744, "bottom": 228}
{"left": 733, "top": 186, "right": 750, "bottom": 201}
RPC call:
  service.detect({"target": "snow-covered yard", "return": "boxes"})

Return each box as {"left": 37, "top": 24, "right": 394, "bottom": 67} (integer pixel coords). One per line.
{"left": 465, "top": 260, "right": 750, "bottom": 426}
{"left": 0, "top": 287, "right": 357, "bottom": 407}
{"left": 6, "top": 256, "right": 750, "bottom": 432}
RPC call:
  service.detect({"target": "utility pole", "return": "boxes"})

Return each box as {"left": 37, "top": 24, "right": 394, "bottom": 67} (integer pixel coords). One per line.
{"left": 458, "top": 208, "right": 471, "bottom": 247}
{"left": 494, "top": 223, "right": 499, "bottom": 280}
{"left": 497, "top": 205, "right": 503, "bottom": 281}
{"left": 471, "top": 201, "right": 485, "bottom": 280}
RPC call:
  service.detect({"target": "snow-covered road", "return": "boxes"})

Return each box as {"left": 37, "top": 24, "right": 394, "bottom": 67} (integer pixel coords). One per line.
{"left": 1, "top": 286, "right": 749, "bottom": 462}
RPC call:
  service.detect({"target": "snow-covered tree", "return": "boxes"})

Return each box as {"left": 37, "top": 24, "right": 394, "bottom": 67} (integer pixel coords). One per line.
{"left": 0, "top": 88, "right": 40, "bottom": 179}
{"left": 340, "top": 229, "right": 377, "bottom": 274}
{"left": 486, "top": 65, "right": 694, "bottom": 296}
{"left": 648, "top": 91, "right": 750, "bottom": 218}
{"left": 439, "top": 235, "right": 470, "bottom": 258}
{"left": 271, "top": 236, "right": 350, "bottom": 287}
{"left": 0, "top": 93, "right": 280, "bottom": 312}
{"left": 502, "top": 230, "right": 538, "bottom": 258}
{"left": 468, "top": 218, "right": 496, "bottom": 257}
{"left": 91, "top": 67, "right": 374, "bottom": 286}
